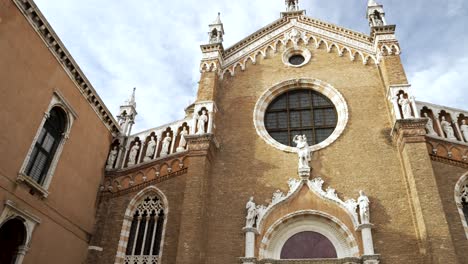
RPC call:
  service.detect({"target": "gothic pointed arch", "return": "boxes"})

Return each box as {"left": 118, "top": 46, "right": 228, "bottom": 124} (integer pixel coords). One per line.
{"left": 455, "top": 172, "right": 468, "bottom": 239}
{"left": 115, "top": 186, "right": 169, "bottom": 264}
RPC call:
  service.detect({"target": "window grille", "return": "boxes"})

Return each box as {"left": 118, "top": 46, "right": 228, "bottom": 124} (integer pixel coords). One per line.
{"left": 125, "top": 196, "right": 165, "bottom": 264}
{"left": 25, "top": 107, "right": 66, "bottom": 184}
{"left": 265, "top": 89, "right": 337, "bottom": 146}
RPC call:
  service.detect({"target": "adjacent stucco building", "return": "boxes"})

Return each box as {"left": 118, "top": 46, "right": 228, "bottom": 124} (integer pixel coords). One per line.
{"left": 1, "top": 0, "right": 467, "bottom": 263}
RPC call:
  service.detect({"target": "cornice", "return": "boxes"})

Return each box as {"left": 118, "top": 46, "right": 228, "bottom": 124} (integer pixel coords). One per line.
{"left": 223, "top": 14, "right": 372, "bottom": 59}
{"left": 12, "top": 0, "right": 120, "bottom": 134}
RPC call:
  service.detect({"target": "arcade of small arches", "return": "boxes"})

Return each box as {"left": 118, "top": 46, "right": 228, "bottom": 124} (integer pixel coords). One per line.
{"left": 106, "top": 106, "right": 214, "bottom": 171}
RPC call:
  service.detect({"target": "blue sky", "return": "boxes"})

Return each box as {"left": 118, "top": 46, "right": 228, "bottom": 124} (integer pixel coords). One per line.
{"left": 34, "top": 0, "right": 468, "bottom": 132}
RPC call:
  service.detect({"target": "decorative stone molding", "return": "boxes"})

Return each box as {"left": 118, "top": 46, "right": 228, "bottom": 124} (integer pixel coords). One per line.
{"left": 253, "top": 79, "right": 348, "bottom": 153}
{"left": 17, "top": 91, "right": 77, "bottom": 197}
{"left": 455, "top": 172, "right": 468, "bottom": 239}
{"left": 387, "top": 84, "right": 419, "bottom": 122}
{"left": 12, "top": 0, "right": 119, "bottom": 134}
{"left": 0, "top": 200, "right": 41, "bottom": 264}
{"left": 282, "top": 47, "right": 312, "bottom": 68}
{"left": 259, "top": 210, "right": 360, "bottom": 259}
{"left": 103, "top": 155, "right": 188, "bottom": 195}
{"left": 426, "top": 137, "right": 468, "bottom": 168}
{"left": 392, "top": 119, "right": 428, "bottom": 150}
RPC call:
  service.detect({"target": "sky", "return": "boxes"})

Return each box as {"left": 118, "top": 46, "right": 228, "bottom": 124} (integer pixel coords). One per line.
{"left": 34, "top": 0, "right": 468, "bottom": 133}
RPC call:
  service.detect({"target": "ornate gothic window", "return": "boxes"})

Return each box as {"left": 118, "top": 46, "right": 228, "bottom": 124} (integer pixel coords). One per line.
{"left": 25, "top": 107, "right": 67, "bottom": 184}
{"left": 462, "top": 185, "right": 468, "bottom": 224}
{"left": 265, "top": 89, "right": 337, "bottom": 147}
{"left": 455, "top": 173, "right": 468, "bottom": 239}
{"left": 125, "top": 195, "right": 165, "bottom": 264}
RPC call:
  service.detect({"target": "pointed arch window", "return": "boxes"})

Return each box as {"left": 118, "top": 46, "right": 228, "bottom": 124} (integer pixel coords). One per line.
{"left": 125, "top": 195, "right": 166, "bottom": 263}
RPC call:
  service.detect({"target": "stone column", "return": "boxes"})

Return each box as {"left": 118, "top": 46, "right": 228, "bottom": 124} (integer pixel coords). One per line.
{"left": 410, "top": 96, "right": 420, "bottom": 118}
{"left": 391, "top": 96, "right": 402, "bottom": 120}
{"left": 171, "top": 129, "right": 178, "bottom": 154}
{"left": 207, "top": 111, "right": 214, "bottom": 134}
{"left": 453, "top": 119, "right": 463, "bottom": 142}
{"left": 137, "top": 142, "right": 145, "bottom": 164}
{"left": 14, "top": 245, "right": 29, "bottom": 264}
{"left": 242, "top": 227, "right": 257, "bottom": 258}
{"left": 358, "top": 224, "right": 375, "bottom": 255}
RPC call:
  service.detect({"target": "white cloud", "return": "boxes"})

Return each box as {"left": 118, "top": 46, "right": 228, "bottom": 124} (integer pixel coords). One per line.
{"left": 33, "top": 0, "right": 468, "bottom": 133}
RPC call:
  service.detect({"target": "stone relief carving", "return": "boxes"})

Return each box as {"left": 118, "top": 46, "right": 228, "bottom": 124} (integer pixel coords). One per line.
{"left": 196, "top": 110, "right": 208, "bottom": 135}
{"left": 160, "top": 133, "right": 172, "bottom": 157}
{"left": 106, "top": 146, "right": 118, "bottom": 169}
{"left": 293, "top": 135, "right": 311, "bottom": 170}
{"left": 284, "top": 28, "right": 307, "bottom": 46}
{"left": 143, "top": 136, "right": 157, "bottom": 162}
{"left": 128, "top": 142, "right": 140, "bottom": 166}
{"left": 441, "top": 116, "right": 457, "bottom": 140}
{"left": 461, "top": 120, "right": 468, "bottom": 142}
{"left": 424, "top": 113, "right": 438, "bottom": 137}
{"left": 398, "top": 94, "right": 413, "bottom": 119}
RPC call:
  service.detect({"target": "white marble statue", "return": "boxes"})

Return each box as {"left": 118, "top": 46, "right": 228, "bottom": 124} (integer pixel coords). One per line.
{"left": 460, "top": 120, "right": 468, "bottom": 142}
{"left": 177, "top": 127, "right": 189, "bottom": 152}
{"left": 440, "top": 116, "right": 456, "bottom": 140}
{"left": 398, "top": 94, "right": 413, "bottom": 119}
{"left": 128, "top": 142, "right": 140, "bottom": 165}
{"left": 160, "top": 133, "right": 172, "bottom": 157}
{"left": 424, "top": 113, "right": 438, "bottom": 136}
{"left": 293, "top": 135, "right": 311, "bottom": 169}
{"left": 245, "top": 197, "right": 257, "bottom": 228}
{"left": 358, "top": 191, "right": 370, "bottom": 224}
{"left": 143, "top": 136, "right": 157, "bottom": 162}
{"left": 196, "top": 110, "right": 208, "bottom": 135}
{"left": 106, "top": 146, "right": 118, "bottom": 169}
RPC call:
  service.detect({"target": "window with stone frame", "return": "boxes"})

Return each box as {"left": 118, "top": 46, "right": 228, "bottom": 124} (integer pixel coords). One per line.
{"left": 18, "top": 91, "right": 76, "bottom": 197}
{"left": 462, "top": 185, "right": 468, "bottom": 224}
{"left": 125, "top": 195, "right": 165, "bottom": 264}
{"left": 265, "top": 89, "right": 338, "bottom": 147}
{"left": 25, "top": 107, "right": 67, "bottom": 184}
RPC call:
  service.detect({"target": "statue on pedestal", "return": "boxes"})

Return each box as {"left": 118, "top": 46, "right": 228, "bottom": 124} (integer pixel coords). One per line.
{"left": 128, "top": 142, "right": 140, "bottom": 165}
{"left": 245, "top": 197, "right": 257, "bottom": 228}
{"left": 398, "top": 94, "right": 413, "bottom": 119}
{"left": 460, "top": 120, "right": 468, "bottom": 142}
{"left": 106, "top": 146, "right": 118, "bottom": 169}
{"left": 197, "top": 110, "right": 208, "bottom": 135}
{"left": 143, "top": 136, "right": 157, "bottom": 162}
{"left": 160, "top": 133, "right": 172, "bottom": 157}
{"left": 177, "top": 127, "right": 189, "bottom": 152}
{"left": 441, "top": 116, "right": 456, "bottom": 140}
{"left": 293, "top": 135, "right": 311, "bottom": 169}
{"left": 358, "top": 191, "right": 370, "bottom": 224}
{"left": 424, "top": 113, "right": 438, "bottom": 136}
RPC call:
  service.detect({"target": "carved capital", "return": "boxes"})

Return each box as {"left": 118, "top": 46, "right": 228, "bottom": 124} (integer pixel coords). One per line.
{"left": 242, "top": 227, "right": 259, "bottom": 234}
{"left": 392, "top": 118, "right": 428, "bottom": 149}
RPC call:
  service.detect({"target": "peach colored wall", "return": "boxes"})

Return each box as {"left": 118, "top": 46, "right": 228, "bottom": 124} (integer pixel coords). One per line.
{"left": 0, "top": 1, "right": 113, "bottom": 263}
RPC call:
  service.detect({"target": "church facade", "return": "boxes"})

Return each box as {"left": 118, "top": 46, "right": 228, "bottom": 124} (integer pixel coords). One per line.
{"left": 1, "top": 0, "right": 467, "bottom": 263}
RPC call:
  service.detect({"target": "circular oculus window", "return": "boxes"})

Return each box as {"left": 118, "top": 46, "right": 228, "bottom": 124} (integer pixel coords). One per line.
{"left": 282, "top": 47, "right": 311, "bottom": 68}
{"left": 253, "top": 79, "right": 349, "bottom": 153}
{"left": 265, "top": 89, "right": 338, "bottom": 147}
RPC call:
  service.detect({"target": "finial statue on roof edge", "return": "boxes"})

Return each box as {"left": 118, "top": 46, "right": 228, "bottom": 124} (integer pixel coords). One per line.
{"left": 285, "top": 0, "right": 299, "bottom": 12}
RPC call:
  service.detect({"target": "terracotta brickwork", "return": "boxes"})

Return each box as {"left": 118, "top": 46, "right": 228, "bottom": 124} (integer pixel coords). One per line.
{"left": 2, "top": 1, "right": 467, "bottom": 264}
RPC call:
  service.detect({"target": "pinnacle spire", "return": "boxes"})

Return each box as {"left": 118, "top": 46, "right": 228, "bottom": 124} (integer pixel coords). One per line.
{"left": 208, "top": 12, "right": 224, "bottom": 44}
{"left": 367, "top": 0, "right": 378, "bottom": 6}
{"left": 126, "top": 87, "right": 136, "bottom": 107}
{"left": 212, "top": 12, "right": 222, "bottom": 25}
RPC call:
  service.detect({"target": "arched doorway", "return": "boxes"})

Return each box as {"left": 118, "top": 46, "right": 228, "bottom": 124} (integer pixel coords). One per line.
{"left": 280, "top": 231, "right": 337, "bottom": 259}
{"left": 0, "top": 218, "right": 27, "bottom": 264}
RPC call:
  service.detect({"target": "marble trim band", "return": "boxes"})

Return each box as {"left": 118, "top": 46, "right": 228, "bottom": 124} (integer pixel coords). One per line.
{"left": 259, "top": 210, "right": 359, "bottom": 259}
{"left": 253, "top": 78, "right": 349, "bottom": 153}
{"left": 454, "top": 172, "right": 468, "bottom": 240}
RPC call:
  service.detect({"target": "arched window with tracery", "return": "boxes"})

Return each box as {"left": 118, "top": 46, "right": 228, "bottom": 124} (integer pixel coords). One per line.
{"left": 124, "top": 195, "right": 166, "bottom": 264}
{"left": 455, "top": 173, "right": 468, "bottom": 239}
